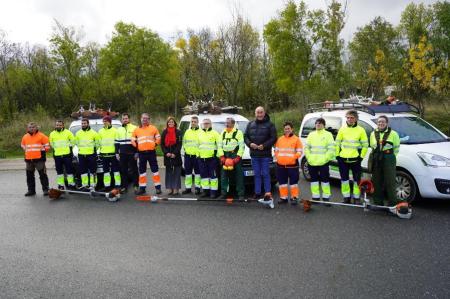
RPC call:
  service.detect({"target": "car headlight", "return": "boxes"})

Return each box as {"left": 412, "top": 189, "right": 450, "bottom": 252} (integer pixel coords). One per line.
{"left": 417, "top": 152, "right": 450, "bottom": 167}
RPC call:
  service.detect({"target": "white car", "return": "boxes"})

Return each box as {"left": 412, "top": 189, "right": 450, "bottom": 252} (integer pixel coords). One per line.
{"left": 179, "top": 113, "right": 277, "bottom": 186}
{"left": 299, "top": 102, "right": 450, "bottom": 202}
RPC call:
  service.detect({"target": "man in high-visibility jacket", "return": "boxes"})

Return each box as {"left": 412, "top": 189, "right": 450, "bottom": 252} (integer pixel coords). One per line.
{"left": 218, "top": 117, "right": 245, "bottom": 200}
{"left": 335, "top": 110, "right": 369, "bottom": 204}
{"left": 198, "top": 118, "right": 221, "bottom": 198}
{"left": 21, "top": 122, "right": 50, "bottom": 196}
{"left": 74, "top": 118, "right": 99, "bottom": 190}
{"left": 182, "top": 116, "right": 201, "bottom": 195}
{"left": 304, "top": 118, "right": 335, "bottom": 203}
{"left": 98, "top": 116, "right": 121, "bottom": 191}
{"left": 49, "top": 120, "right": 75, "bottom": 189}
{"left": 115, "top": 113, "right": 138, "bottom": 193}
{"left": 132, "top": 113, "right": 161, "bottom": 195}
{"left": 274, "top": 122, "right": 303, "bottom": 205}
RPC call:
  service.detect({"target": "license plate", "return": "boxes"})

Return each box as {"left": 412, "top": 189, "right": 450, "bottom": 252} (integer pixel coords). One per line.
{"left": 244, "top": 170, "right": 254, "bottom": 176}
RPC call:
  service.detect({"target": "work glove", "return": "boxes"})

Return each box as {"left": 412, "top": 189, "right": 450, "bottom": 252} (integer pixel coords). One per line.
{"left": 233, "top": 156, "right": 241, "bottom": 165}
{"left": 220, "top": 156, "right": 226, "bottom": 165}
{"left": 115, "top": 154, "right": 120, "bottom": 161}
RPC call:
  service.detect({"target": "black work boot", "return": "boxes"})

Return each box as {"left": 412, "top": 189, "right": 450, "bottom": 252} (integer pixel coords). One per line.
{"left": 182, "top": 189, "right": 192, "bottom": 195}
{"left": 200, "top": 190, "right": 210, "bottom": 198}
{"left": 25, "top": 190, "right": 36, "bottom": 196}
{"left": 195, "top": 188, "right": 201, "bottom": 195}
{"left": 342, "top": 197, "right": 351, "bottom": 204}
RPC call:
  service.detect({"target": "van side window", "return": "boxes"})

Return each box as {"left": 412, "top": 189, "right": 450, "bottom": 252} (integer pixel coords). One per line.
{"left": 301, "top": 117, "right": 318, "bottom": 138}
{"left": 358, "top": 120, "right": 374, "bottom": 140}
{"left": 323, "top": 117, "right": 341, "bottom": 138}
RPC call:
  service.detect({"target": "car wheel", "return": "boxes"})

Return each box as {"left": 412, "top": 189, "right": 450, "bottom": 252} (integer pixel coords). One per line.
{"left": 396, "top": 170, "right": 418, "bottom": 203}
{"left": 301, "top": 158, "right": 311, "bottom": 181}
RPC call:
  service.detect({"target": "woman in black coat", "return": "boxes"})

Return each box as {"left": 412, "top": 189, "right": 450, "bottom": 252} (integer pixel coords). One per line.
{"left": 160, "top": 116, "right": 182, "bottom": 195}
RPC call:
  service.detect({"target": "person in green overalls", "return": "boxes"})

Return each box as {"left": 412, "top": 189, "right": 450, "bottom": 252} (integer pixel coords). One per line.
{"left": 218, "top": 117, "right": 245, "bottom": 200}
{"left": 369, "top": 115, "right": 401, "bottom": 206}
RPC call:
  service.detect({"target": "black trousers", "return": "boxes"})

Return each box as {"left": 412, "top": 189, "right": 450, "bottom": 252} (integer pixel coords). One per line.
{"left": 25, "top": 160, "right": 49, "bottom": 192}
{"left": 120, "top": 153, "right": 138, "bottom": 188}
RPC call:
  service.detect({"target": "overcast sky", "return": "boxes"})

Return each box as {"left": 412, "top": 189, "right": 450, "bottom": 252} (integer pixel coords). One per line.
{"left": 0, "top": 0, "right": 438, "bottom": 46}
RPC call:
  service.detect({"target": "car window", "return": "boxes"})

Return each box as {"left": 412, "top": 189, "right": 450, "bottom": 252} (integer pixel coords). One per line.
{"left": 372, "top": 116, "right": 448, "bottom": 144}
{"left": 322, "top": 117, "right": 342, "bottom": 138}
{"left": 301, "top": 117, "right": 318, "bottom": 138}
{"left": 358, "top": 120, "right": 374, "bottom": 140}
{"left": 69, "top": 123, "right": 120, "bottom": 135}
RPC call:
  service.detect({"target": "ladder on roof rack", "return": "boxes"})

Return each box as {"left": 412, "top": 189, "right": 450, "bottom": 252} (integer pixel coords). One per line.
{"left": 307, "top": 102, "right": 421, "bottom": 116}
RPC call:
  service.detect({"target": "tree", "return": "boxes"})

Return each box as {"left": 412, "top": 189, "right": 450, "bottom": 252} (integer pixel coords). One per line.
{"left": 100, "top": 22, "right": 179, "bottom": 113}
{"left": 349, "top": 17, "right": 401, "bottom": 95}
{"left": 50, "top": 21, "right": 87, "bottom": 111}
{"left": 404, "top": 36, "right": 437, "bottom": 114}
{"left": 399, "top": 3, "right": 433, "bottom": 47}
{"left": 366, "top": 49, "right": 390, "bottom": 96}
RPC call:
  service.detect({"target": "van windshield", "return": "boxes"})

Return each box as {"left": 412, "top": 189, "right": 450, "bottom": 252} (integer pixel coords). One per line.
{"left": 372, "top": 117, "right": 447, "bottom": 144}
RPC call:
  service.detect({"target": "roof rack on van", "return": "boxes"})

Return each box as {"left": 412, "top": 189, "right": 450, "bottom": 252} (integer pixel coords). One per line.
{"left": 182, "top": 98, "right": 242, "bottom": 115}
{"left": 307, "top": 101, "right": 421, "bottom": 116}
{"left": 70, "top": 102, "right": 120, "bottom": 120}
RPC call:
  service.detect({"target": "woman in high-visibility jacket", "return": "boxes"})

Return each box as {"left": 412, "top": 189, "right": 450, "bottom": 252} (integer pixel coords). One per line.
{"left": 274, "top": 122, "right": 303, "bottom": 204}
{"left": 304, "top": 118, "right": 335, "bottom": 202}
{"left": 335, "top": 110, "right": 369, "bottom": 204}
{"left": 369, "top": 115, "right": 401, "bottom": 206}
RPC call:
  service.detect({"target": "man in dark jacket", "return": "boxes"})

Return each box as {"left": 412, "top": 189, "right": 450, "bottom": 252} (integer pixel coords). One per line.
{"left": 244, "top": 106, "right": 277, "bottom": 207}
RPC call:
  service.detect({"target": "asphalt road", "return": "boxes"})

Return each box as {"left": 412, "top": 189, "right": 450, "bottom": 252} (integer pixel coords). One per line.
{"left": 0, "top": 167, "right": 449, "bottom": 298}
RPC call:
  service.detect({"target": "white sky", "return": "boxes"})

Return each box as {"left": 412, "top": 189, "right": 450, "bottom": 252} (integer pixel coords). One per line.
{"left": 0, "top": 0, "right": 438, "bottom": 47}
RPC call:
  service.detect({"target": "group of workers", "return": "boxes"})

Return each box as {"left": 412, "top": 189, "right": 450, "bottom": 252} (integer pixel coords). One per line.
{"left": 21, "top": 106, "right": 401, "bottom": 208}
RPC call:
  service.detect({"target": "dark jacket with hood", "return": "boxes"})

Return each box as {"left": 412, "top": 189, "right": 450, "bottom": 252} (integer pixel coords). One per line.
{"left": 244, "top": 113, "right": 277, "bottom": 158}
{"left": 160, "top": 128, "right": 182, "bottom": 168}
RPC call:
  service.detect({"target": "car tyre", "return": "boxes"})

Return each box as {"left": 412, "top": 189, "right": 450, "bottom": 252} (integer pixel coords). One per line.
{"left": 396, "top": 170, "right": 418, "bottom": 203}
{"left": 301, "top": 158, "right": 311, "bottom": 181}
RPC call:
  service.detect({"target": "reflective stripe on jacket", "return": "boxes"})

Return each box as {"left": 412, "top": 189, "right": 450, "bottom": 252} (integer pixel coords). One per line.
{"left": 370, "top": 128, "right": 400, "bottom": 156}
{"left": 21, "top": 131, "right": 49, "bottom": 160}
{"left": 218, "top": 128, "right": 244, "bottom": 158}
{"left": 198, "top": 128, "right": 221, "bottom": 158}
{"left": 98, "top": 126, "right": 118, "bottom": 154}
{"left": 182, "top": 127, "right": 200, "bottom": 156}
{"left": 305, "top": 129, "right": 335, "bottom": 166}
{"left": 116, "top": 123, "right": 137, "bottom": 154}
{"left": 335, "top": 125, "right": 368, "bottom": 159}
{"left": 274, "top": 134, "right": 303, "bottom": 166}
{"left": 75, "top": 128, "right": 99, "bottom": 155}
{"left": 132, "top": 125, "right": 161, "bottom": 151}
{"left": 49, "top": 129, "right": 74, "bottom": 156}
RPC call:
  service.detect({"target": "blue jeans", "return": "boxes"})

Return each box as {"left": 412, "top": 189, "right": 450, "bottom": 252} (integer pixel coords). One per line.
{"left": 251, "top": 157, "right": 272, "bottom": 194}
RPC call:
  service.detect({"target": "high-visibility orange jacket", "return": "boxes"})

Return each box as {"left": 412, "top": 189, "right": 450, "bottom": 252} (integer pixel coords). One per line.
{"left": 21, "top": 131, "right": 50, "bottom": 160}
{"left": 274, "top": 134, "right": 303, "bottom": 166}
{"left": 131, "top": 124, "right": 161, "bottom": 151}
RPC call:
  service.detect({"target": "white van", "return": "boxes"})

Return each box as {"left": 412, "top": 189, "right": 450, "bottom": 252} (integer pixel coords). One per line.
{"left": 299, "top": 102, "right": 450, "bottom": 202}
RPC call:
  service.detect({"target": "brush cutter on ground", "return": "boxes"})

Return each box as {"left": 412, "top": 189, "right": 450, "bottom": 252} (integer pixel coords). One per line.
{"left": 136, "top": 195, "right": 257, "bottom": 205}
{"left": 301, "top": 179, "right": 412, "bottom": 219}
{"left": 48, "top": 187, "right": 121, "bottom": 202}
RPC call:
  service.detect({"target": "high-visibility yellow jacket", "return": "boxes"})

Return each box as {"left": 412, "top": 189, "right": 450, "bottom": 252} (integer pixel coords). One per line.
{"left": 305, "top": 129, "right": 335, "bottom": 166}
{"left": 98, "top": 126, "right": 118, "bottom": 154}
{"left": 116, "top": 123, "right": 137, "bottom": 154}
{"left": 370, "top": 128, "right": 400, "bottom": 156}
{"left": 274, "top": 134, "right": 303, "bottom": 166}
{"left": 218, "top": 127, "right": 244, "bottom": 158}
{"left": 198, "top": 128, "right": 221, "bottom": 158}
{"left": 75, "top": 127, "right": 99, "bottom": 155}
{"left": 49, "top": 129, "right": 74, "bottom": 156}
{"left": 182, "top": 127, "right": 200, "bottom": 156}
{"left": 335, "top": 124, "right": 368, "bottom": 159}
